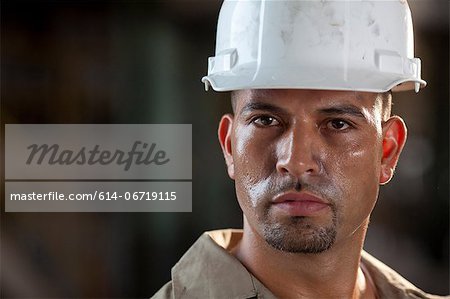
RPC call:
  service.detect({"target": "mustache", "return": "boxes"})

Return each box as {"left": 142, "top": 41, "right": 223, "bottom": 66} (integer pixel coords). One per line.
{"left": 268, "top": 176, "right": 340, "bottom": 206}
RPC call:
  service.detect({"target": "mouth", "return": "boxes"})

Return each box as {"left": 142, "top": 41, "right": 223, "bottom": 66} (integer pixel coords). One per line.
{"left": 272, "top": 192, "right": 330, "bottom": 217}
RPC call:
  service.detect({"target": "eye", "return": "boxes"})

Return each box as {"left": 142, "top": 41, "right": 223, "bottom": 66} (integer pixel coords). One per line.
{"left": 253, "top": 115, "right": 280, "bottom": 127}
{"left": 326, "top": 119, "right": 351, "bottom": 131}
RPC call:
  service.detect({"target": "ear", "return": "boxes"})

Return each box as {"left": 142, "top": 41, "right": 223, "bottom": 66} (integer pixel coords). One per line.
{"left": 379, "top": 116, "right": 407, "bottom": 185}
{"left": 218, "top": 114, "right": 235, "bottom": 179}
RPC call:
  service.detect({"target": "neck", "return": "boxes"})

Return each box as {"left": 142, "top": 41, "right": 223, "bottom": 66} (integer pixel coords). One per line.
{"left": 231, "top": 217, "right": 375, "bottom": 299}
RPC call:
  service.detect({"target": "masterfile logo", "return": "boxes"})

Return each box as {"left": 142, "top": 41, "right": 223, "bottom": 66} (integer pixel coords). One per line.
{"left": 5, "top": 124, "right": 192, "bottom": 180}
{"left": 26, "top": 141, "right": 170, "bottom": 171}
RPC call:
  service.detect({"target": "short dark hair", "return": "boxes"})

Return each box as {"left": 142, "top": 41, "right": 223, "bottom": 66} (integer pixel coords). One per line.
{"left": 381, "top": 91, "right": 393, "bottom": 121}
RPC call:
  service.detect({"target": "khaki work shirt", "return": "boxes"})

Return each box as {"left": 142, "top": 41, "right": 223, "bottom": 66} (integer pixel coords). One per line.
{"left": 152, "top": 229, "right": 446, "bottom": 299}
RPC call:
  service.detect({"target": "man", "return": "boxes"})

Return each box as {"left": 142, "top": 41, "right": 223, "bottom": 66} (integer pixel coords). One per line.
{"left": 154, "top": 1, "right": 445, "bottom": 298}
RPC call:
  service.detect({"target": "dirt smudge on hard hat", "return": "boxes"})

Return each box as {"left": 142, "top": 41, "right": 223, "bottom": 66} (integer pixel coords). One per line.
{"left": 230, "top": 1, "right": 260, "bottom": 59}
{"left": 280, "top": 1, "right": 302, "bottom": 46}
{"left": 281, "top": 30, "right": 293, "bottom": 45}
{"left": 287, "top": 0, "right": 302, "bottom": 19}
{"left": 324, "top": 4, "right": 345, "bottom": 27}
{"left": 372, "top": 25, "right": 380, "bottom": 37}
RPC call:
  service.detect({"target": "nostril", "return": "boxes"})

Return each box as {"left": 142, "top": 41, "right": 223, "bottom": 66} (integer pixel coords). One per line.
{"left": 279, "top": 166, "right": 289, "bottom": 174}
{"left": 277, "top": 163, "right": 293, "bottom": 176}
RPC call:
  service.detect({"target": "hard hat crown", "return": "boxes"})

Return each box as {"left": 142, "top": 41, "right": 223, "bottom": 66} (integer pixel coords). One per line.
{"left": 202, "top": 0, "right": 426, "bottom": 93}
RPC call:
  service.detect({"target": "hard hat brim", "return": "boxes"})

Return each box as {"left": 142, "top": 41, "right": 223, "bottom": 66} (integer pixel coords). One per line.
{"left": 202, "top": 66, "right": 426, "bottom": 93}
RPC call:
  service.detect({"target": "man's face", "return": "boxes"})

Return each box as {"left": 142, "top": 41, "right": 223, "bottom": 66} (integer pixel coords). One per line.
{"left": 219, "top": 89, "right": 405, "bottom": 254}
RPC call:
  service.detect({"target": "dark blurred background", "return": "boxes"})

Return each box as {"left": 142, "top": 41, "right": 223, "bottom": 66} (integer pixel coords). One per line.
{"left": 1, "top": 0, "right": 448, "bottom": 297}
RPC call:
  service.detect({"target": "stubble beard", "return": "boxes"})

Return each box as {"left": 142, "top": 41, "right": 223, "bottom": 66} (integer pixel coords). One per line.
{"left": 261, "top": 211, "right": 338, "bottom": 254}
{"left": 242, "top": 175, "right": 341, "bottom": 254}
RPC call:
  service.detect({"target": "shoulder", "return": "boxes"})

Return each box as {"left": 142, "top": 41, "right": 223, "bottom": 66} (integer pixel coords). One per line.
{"left": 361, "top": 251, "right": 448, "bottom": 299}
{"left": 151, "top": 281, "right": 174, "bottom": 299}
{"left": 150, "top": 229, "right": 274, "bottom": 299}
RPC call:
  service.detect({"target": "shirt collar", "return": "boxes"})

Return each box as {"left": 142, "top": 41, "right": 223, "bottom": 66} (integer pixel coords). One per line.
{"left": 361, "top": 251, "right": 431, "bottom": 299}
{"left": 171, "top": 229, "right": 276, "bottom": 299}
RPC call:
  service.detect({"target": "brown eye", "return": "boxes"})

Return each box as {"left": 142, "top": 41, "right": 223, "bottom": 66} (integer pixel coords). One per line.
{"left": 327, "top": 119, "right": 350, "bottom": 130}
{"left": 253, "top": 116, "right": 280, "bottom": 127}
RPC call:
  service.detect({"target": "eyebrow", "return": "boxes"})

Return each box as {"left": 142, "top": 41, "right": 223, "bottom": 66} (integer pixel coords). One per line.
{"left": 240, "top": 102, "right": 287, "bottom": 115}
{"left": 239, "top": 101, "right": 368, "bottom": 120}
{"left": 318, "top": 105, "right": 367, "bottom": 119}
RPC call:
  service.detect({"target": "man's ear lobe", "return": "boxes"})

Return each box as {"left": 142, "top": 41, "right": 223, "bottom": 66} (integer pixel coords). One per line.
{"left": 379, "top": 116, "right": 407, "bottom": 185}
{"left": 218, "top": 114, "right": 235, "bottom": 179}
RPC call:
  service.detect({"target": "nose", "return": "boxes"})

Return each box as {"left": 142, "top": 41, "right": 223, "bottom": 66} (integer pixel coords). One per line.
{"left": 275, "top": 124, "right": 322, "bottom": 178}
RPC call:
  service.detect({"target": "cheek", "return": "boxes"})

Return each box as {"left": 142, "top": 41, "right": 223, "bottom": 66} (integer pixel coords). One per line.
{"left": 325, "top": 130, "right": 382, "bottom": 185}
{"left": 234, "top": 125, "right": 253, "bottom": 158}
{"left": 329, "top": 135, "right": 383, "bottom": 226}
{"left": 233, "top": 127, "right": 276, "bottom": 207}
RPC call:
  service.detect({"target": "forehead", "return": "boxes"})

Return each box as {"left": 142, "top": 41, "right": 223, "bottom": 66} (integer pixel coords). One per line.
{"left": 233, "top": 89, "right": 380, "bottom": 112}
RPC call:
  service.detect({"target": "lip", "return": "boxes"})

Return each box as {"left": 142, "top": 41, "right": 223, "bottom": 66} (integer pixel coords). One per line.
{"left": 272, "top": 192, "right": 330, "bottom": 216}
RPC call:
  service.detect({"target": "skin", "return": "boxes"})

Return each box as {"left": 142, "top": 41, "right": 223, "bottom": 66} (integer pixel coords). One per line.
{"left": 218, "top": 89, "right": 407, "bottom": 299}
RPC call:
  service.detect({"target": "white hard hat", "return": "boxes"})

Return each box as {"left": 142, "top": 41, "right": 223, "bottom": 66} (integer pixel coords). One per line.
{"left": 202, "top": 0, "right": 426, "bottom": 93}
